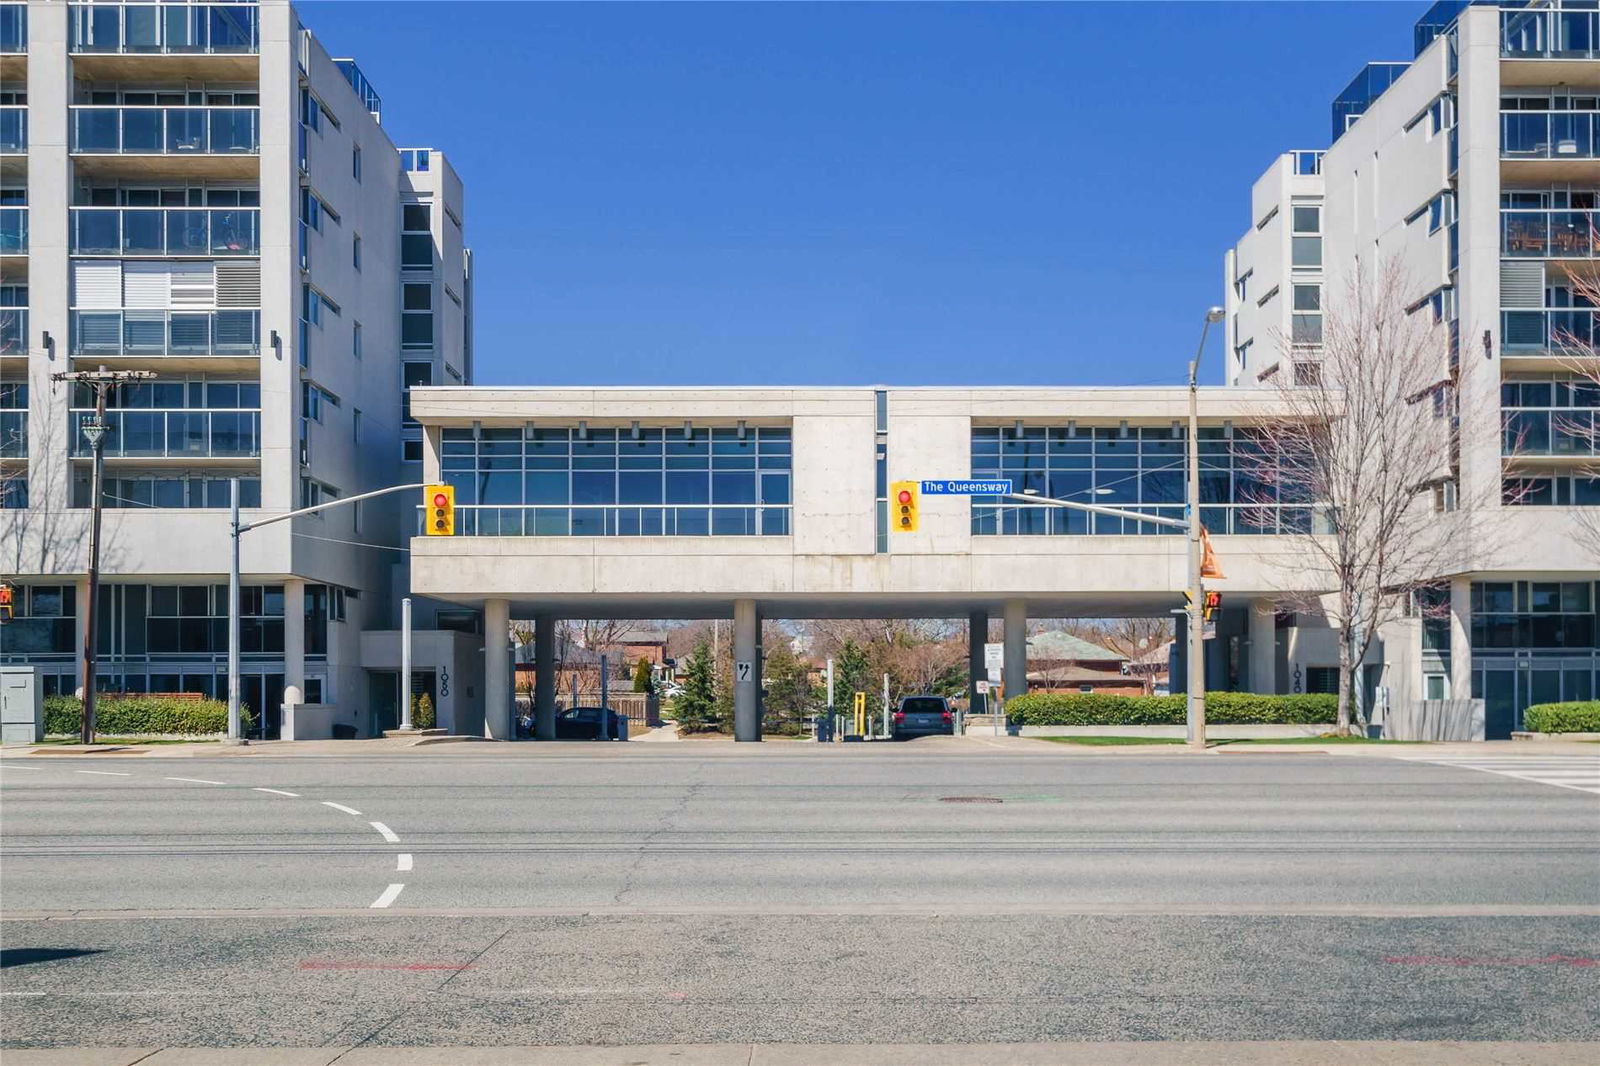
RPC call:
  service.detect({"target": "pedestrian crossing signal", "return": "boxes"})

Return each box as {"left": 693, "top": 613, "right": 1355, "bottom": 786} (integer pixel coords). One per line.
{"left": 424, "top": 484, "right": 455, "bottom": 536}
{"left": 891, "top": 481, "right": 919, "bottom": 532}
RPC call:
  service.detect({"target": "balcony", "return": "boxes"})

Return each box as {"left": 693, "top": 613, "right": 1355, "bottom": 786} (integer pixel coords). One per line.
{"left": 1504, "top": 409, "right": 1599, "bottom": 458}
{"left": 70, "top": 207, "right": 259, "bottom": 256}
{"left": 421, "top": 504, "right": 794, "bottom": 538}
{"left": 71, "top": 309, "right": 260, "bottom": 358}
{"left": 70, "top": 107, "right": 259, "bottom": 179}
{"left": 1289, "top": 150, "right": 1324, "bottom": 176}
{"left": 70, "top": 408, "right": 260, "bottom": 460}
{"left": 1501, "top": 110, "right": 1600, "bottom": 158}
{"left": 1502, "top": 210, "right": 1599, "bottom": 258}
{"left": 0, "top": 3, "right": 23, "bottom": 54}
{"left": 1501, "top": 309, "right": 1600, "bottom": 357}
{"left": 0, "top": 106, "right": 23, "bottom": 152}
{"left": 0, "top": 308, "right": 25, "bottom": 357}
{"left": 0, "top": 207, "right": 24, "bottom": 256}
{"left": 68, "top": 3, "right": 257, "bottom": 80}
{"left": 1503, "top": 4, "right": 1600, "bottom": 60}
{"left": 0, "top": 410, "right": 24, "bottom": 459}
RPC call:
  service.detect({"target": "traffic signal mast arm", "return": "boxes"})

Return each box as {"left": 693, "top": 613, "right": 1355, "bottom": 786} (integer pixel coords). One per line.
{"left": 235, "top": 482, "right": 427, "bottom": 536}
{"left": 1001, "top": 491, "right": 1189, "bottom": 531}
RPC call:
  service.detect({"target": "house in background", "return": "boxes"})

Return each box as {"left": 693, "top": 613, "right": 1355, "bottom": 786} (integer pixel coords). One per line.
{"left": 1026, "top": 631, "right": 1150, "bottom": 695}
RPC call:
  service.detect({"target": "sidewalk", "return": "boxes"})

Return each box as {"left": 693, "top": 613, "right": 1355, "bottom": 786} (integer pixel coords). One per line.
{"left": 8, "top": 1042, "right": 1599, "bottom": 1066}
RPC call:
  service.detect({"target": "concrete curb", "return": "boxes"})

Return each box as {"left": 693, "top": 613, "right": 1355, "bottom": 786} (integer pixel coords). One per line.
{"left": 7, "top": 1043, "right": 1600, "bottom": 1066}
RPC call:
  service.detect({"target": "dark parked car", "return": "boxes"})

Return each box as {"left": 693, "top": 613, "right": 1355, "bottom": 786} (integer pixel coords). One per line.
{"left": 893, "top": 695, "right": 954, "bottom": 739}
{"left": 555, "top": 705, "right": 627, "bottom": 740}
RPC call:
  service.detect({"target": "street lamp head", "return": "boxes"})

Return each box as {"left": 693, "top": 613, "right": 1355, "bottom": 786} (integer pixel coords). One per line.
{"left": 1204, "top": 307, "right": 1225, "bottom": 324}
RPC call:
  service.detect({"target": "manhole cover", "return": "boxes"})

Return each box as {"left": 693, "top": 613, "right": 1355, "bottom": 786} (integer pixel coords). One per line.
{"left": 939, "top": 796, "right": 1003, "bottom": 804}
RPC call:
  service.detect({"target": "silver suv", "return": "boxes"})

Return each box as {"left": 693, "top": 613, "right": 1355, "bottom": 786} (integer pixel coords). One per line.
{"left": 893, "top": 695, "right": 954, "bottom": 739}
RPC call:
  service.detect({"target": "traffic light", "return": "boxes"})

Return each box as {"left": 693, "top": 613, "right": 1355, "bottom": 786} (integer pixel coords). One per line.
{"left": 424, "top": 484, "right": 455, "bottom": 536}
{"left": 1203, "top": 591, "right": 1221, "bottom": 623}
{"left": 890, "top": 480, "right": 919, "bottom": 532}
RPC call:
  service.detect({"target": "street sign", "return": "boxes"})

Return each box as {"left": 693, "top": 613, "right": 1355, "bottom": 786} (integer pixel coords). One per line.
{"left": 735, "top": 661, "right": 752, "bottom": 683}
{"left": 983, "top": 642, "right": 1004, "bottom": 672}
{"left": 920, "top": 479, "right": 1013, "bottom": 496}
{"left": 975, "top": 680, "right": 990, "bottom": 695}
{"left": 986, "top": 668, "right": 1001, "bottom": 684}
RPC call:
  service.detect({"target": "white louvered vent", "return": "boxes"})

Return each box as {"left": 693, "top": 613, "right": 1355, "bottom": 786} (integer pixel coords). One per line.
{"left": 1500, "top": 261, "right": 1546, "bottom": 309}
{"left": 71, "top": 260, "right": 122, "bottom": 309}
{"left": 122, "top": 261, "right": 171, "bottom": 310}
{"left": 215, "top": 260, "right": 261, "bottom": 308}
{"left": 169, "top": 262, "right": 216, "bottom": 309}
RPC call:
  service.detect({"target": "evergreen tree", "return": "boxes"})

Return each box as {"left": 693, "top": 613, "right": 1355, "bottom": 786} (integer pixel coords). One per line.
{"left": 834, "top": 639, "right": 872, "bottom": 710}
{"left": 631, "top": 657, "right": 654, "bottom": 694}
{"left": 762, "top": 645, "right": 817, "bottom": 736}
{"left": 675, "top": 641, "right": 716, "bottom": 733}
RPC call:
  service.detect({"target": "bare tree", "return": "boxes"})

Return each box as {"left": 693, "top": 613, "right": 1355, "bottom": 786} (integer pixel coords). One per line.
{"left": 1238, "top": 259, "right": 1496, "bottom": 734}
{"left": 1538, "top": 266, "right": 1600, "bottom": 555}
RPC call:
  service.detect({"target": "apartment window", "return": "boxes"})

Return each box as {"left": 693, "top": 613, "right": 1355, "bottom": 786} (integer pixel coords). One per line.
{"left": 1428, "top": 191, "right": 1457, "bottom": 234}
{"left": 402, "top": 283, "right": 433, "bottom": 349}
{"left": 402, "top": 361, "right": 432, "bottom": 426}
{"left": 402, "top": 438, "right": 423, "bottom": 463}
{"left": 353, "top": 408, "right": 363, "bottom": 444}
{"left": 1233, "top": 270, "right": 1251, "bottom": 302}
{"left": 302, "top": 382, "right": 339, "bottom": 423}
{"left": 352, "top": 499, "right": 363, "bottom": 534}
{"left": 352, "top": 321, "right": 362, "bottom": 360}
{"left": 300, "top": 188, "right": 322, "bottom": 233}
{"left": 1505, "top": 474, "right": 1600, "bottom": 506}
{"left": 401, "top": 203, "right": 432, "bottom": 269}
{"left": 1291, "top": 284, "right": 1322, "bottom": 345}
{"left": 352, "top": 234, "right": 362, "bottom": 271}
{"left": 352, "top": 145, "right": 362, "bottom": 182}
{"left": 300, "top": 477, "right": 339, "bottom": 512}
{"left": 1292, "top": 361, "right": 1322, "bottom": 387}
{"left": 1291, "top": 204, "right": 1322, "bottom": 269}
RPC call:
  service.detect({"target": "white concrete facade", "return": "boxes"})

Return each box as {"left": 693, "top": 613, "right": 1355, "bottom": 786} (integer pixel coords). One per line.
{"left": 1226, "top": 1, "right": 1600, "bottom": 735}
{"left": 0, "top": 0, "right": 470, "bottom": 737}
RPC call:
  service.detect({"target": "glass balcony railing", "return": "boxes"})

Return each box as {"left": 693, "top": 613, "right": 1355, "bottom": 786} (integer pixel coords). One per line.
{"left": 0, "top": 3, "right": 24, "bottom": 54}
{"left": 68, "top": 2, "right": 258, "bottom": 54}
{"left": 0, "top": 410, "right": 25, "bottom": 459}
{"left": 1504, "top": 409, "right": 1600, "bottom": 456}
{"left": 1501, "top": 111, "right": 1600, "bottom": 159}
{"left": 0, "top": 308, "right": 25, "bottom": 356}
{"left": 70, "top": 309, "right": 260, "bottom": 357}
{"left": 70, "top": 107, "right": 259, "bottom": 156}
{"left": 1502, "top": 210, "right": 1599, "bottom": 257}
{"left": 70, "top": 408, "right": 260, "bottom": 459}
{"left": 70, "top": 207, "right": 259, "bottom": 256}
{"left": 0, "top": 107, "right": 24, "bottom": 152}
{"left": 1502, "top": 308, "right": 1600, "bottom": 353}
{"left": 419, "top": 503, "right": 794, "bottom": 538}
{"left": 1290, "top": 150, "right": 1324, "bottom": 176}
{"left": 0, "top": 208, "right": 25, "bottom": 255}
{"left": 1502, "top": 5, "right": 1600, "bottom": 59}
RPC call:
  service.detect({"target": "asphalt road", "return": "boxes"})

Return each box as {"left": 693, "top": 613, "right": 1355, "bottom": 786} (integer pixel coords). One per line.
{"left": 2, "top": 742, "right": 1598, "bottom": 1053}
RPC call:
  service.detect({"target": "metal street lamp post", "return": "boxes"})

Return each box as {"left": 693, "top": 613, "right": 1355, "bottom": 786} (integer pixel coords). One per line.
{"left": 1004, "top": 304, "right": 1226, "bottom": 750}
{"left": 226, "top": 480, "right": 425, "bottom": 742}
{"left": 51, "top": 367, "right": 155, "bottom": 745}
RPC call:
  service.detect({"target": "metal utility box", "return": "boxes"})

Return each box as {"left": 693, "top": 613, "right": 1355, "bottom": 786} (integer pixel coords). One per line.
{"left": 1, "top": 666, "right": 43, "bottom": 745}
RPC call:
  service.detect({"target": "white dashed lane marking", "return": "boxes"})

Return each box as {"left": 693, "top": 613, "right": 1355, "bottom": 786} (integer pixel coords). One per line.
{"left": 1404, "top": 754, "right": 1600, "bottom": 795}
{"left": 321, "top": 801, "right": 363, "bottom": 816}
{"left": 165, "top": 777, "right": 227, "bottom": 785}
{"left": 370, "top": 821, "right": 400, "bottom": 843}
{"left": 252, "top": 787, "right": 300, "bottom": 797}
{"left": 396, "top": 853, "right": 413, "bottom": 872}
{"left": 76, "top": 770, "right": 131, "bottom": 777}
{"left": 370, "top": 883, "right": 405, "bottom": 908}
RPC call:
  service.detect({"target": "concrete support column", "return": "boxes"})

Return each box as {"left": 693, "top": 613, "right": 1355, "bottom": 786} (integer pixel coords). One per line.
{"left": 534, "top": 615, "right": 557, "bottom": 740}
{"left": 968, "top": 611, "right": 988, "bottom": 715}
{"left": 282, "top": 579, "right": 305, "bottom": 711}
{"left": 1002, "top": 599, "right": 1027, "bottom": 701}
{"left": 483, "top": 598, "right": 512, "bottom": 740}
{"left": 1248, "top": 599, "right": 1276, "bottom": 694}
{"left": 733, "top": 599, "right": 760, "bottom": 742}
{"left": 1449, "top": 575, "right": 1472, "bottom": 699}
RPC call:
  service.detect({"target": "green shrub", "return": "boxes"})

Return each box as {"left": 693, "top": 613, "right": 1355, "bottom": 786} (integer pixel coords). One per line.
{"left": 1004, "top": 691, "right": 1338, "bottom": 726}
{"left": 1525, "top": 701, "right": 1600, "bottom": 734}
{"left": 413, "top": 692, "right": 436, "bottom": 730}
{"left": 44, "top": 695, "right": 249, "bottom": 736}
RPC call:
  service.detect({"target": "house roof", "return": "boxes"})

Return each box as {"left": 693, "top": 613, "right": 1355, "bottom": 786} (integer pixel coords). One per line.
{"left": 1027, "top": 631, "right": 1126, "bottom": 663}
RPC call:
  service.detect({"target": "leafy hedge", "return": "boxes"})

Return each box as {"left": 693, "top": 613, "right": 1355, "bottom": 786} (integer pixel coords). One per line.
{"left": 1524, "top": 701, "right": 1600, "bottom": 734}
{"left": 44, "top": 695, "right": 249, "bottom": 736}
{"left": 1004, "top": 691, "right": 1338, "bottom": 726}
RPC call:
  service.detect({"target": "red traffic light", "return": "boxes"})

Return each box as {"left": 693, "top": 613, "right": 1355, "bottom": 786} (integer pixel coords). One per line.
{"left": 897, "top": 489, "right": 912, "bottom": 504}
{"left": 432, "top": 492, "right": 448, "bottom": 508}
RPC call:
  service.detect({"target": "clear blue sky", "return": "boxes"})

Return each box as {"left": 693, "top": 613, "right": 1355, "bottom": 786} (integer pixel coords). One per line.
{"left": 301, "top": 1, "right": 1413, "bottom": 387}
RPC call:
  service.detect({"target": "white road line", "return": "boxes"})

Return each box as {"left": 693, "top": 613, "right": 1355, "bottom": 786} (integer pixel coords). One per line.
{"left": 396, "top": 853, "right": 413, "bottom": 872}
{"left": 252, "top": 787, "right": 300, "bottom": 797}
{"left": 370, "top": 883, "right": 405, "bottom": 908}
{"left": 76, "top": 770, "right": 131, "bottom": 777}
{"left": 370, "top": 821, "right": 400, "bottom": 843}
{"left": 165, "top": 776, "right": 226, "bottom": 785}
{"left": 0, "top": 763, "right": 42, "bottom": 770}
{"left": 1406, "top": 754, "right": 1600, "bottom": 795}
{"left": 321, "top": 801, "right": 363, "bottom": 816}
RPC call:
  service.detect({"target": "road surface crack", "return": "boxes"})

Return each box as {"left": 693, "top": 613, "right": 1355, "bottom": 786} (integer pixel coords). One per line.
{"left": 612, "top": 767, "right": 706, "bottom": 906}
